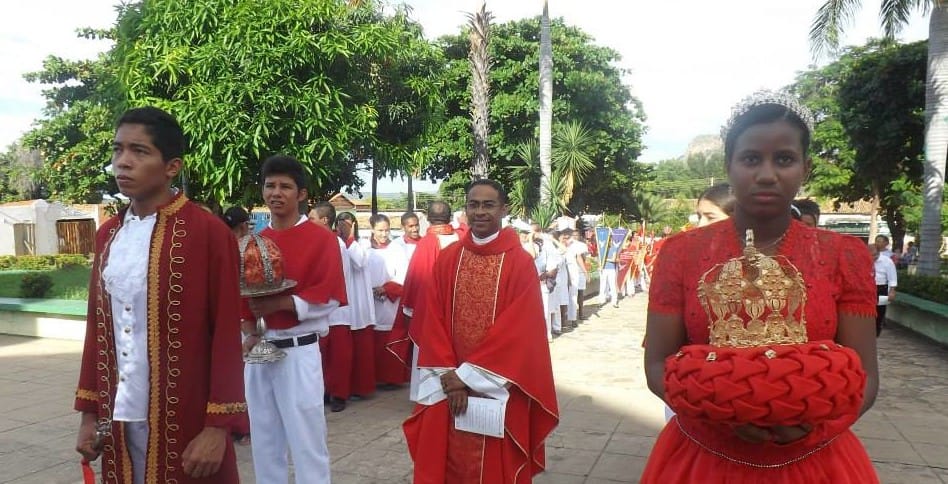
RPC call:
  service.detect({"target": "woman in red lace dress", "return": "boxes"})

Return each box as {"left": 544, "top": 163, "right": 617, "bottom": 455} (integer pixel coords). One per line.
{"left": 641, "top": 91, "right": 879, "bottom": 483}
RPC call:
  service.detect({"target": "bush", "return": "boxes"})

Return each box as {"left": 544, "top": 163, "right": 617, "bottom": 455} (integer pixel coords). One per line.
{"left": 0, "top": 255, "right": 91, "bottom": 271}
{"left": 19, "top": 273, "right": 54, "bottom": 298}
{"left": 896, "top": 271, "right": 948, "bottom": 305}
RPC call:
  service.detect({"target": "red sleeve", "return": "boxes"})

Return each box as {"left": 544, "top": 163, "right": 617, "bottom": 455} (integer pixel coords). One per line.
{"left": 203, "top": 220, "right": 248, "bottom": 428}
{"left": 382, "top": 281, "right": 403, "bottom": 301}
{"left": 835, "top": 235, "right": 877, "bottom": 317}
{"left": 75, "top": 222, "right": 115, "bottom": 414}
{"left": 647, "top": 234, "right": 686, "bottom": 316}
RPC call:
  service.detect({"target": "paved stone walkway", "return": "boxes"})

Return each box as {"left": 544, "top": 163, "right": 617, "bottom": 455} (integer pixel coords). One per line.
{"left": 0, "top": 293, "right": 946, "bottom": 483}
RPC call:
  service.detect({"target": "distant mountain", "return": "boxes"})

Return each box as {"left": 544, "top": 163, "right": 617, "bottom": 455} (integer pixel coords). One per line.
{"left": 685, "top": 135, "right": 723, "bottom": 158}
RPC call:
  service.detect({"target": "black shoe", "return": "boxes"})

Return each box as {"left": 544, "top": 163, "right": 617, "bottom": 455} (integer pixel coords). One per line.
{"left": 330, "top": 397, "right": 347, "bottom": 412}
{"left": 379, "top": 383, "right": 400, "bottom": 391}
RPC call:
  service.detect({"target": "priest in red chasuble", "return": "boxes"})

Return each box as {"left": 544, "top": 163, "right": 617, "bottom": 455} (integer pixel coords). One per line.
{"left": 404, "top": 180, "right": 559, "bottom": 483}
{"left": 75, "top": 107, "right": 246, "bottom": 483}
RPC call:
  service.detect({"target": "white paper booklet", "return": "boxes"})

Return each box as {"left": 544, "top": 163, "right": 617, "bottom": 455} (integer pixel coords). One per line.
{"left": 454, "top": 396, "right": 506, "bottom": 438}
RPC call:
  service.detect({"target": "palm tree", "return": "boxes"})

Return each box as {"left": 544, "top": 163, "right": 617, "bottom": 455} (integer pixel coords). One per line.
{"left": 632, "top": 192, "right": 670, "bottom": 229}
{"left": 467, "top": 2, "right": 493, "bottom": 179}
{"left": 811, "top": 1, "right": 947, "bottom": 275}
{"left": 552, "top": 121, "right": 595, "bottom": 204}
{"left": 539, "top": 0, "right": 553, "bottom": 204}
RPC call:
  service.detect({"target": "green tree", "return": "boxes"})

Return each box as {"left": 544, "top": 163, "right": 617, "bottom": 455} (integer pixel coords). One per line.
{"left": 354, "top": 10, "right": 446, "bottom": 213}
{"left": 23, "top": 26, "right": 124, "bottom": 203}
{"left": 791, "top": 40, "right": 928, "bottom": 250}
{"left": 113, "top": 0, "right": 418, "bottom": 206}
{"left": 507, "top": 121, "right": 594, "bottom": 219}
{"left": 647, "top": 151, "right": 727, "bottom": 199}
{"left": 0, "top": 142, "right": 45, "bottom": 202}
{"left": 811, "top": 0, "right": 948, "bottom": 274}
{"left": 429, "top": 17, "right": 647, "bottom": 214}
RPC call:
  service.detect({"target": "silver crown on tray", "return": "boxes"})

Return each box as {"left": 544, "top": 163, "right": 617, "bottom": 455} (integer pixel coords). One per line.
{"left": 239, "top": 233, "right": 297, "bottom": 363}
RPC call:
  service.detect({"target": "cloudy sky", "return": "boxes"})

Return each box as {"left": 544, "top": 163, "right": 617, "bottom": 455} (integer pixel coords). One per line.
{"left": 0, "top": 1, "right": 928, "bottom": 192}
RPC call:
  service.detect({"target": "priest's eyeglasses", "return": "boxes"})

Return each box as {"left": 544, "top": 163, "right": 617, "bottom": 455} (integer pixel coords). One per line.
{"left": 465, "top": 201, "right": 500, "bottom": 211}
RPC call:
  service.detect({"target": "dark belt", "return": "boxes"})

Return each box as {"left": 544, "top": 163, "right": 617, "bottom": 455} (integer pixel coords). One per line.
{"left": 270, "top": 333, "right": 319, "bottom": 349}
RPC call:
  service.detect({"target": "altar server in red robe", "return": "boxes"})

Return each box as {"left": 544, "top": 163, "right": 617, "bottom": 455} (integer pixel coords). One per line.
{"left": 393, "top": 211, "right": 423, "bottom": 259}
{"left": 404, "top": 179, "right": 559, "bottom": 483}
{"left": 335, "top": 211, "right": 378, "bottom": 399}
{"left": 387, "top": 201, "right": 459, "bottom": 401}
{"left": 241, "top": 155, "right": 347, "bottom": 483}
{"left": 309, "top": 201, "right": 357, "bottom": 413}
{"left": 75, "top": 107, "right": 246, "bottom": 483}
{"left": 367, "top": 214, "right": 410, "bottom": 388}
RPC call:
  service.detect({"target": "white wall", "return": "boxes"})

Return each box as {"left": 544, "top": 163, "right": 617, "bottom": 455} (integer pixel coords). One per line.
{"left": 31, "top": 200, "right": 62, "bottom": 255}
{"left": 0, "top": 224, "right": 15, "bottom": 256}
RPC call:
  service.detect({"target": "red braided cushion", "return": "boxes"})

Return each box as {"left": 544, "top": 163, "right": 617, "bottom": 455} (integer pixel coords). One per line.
{"left": 664, "top": 340, "right": 865, "bottom": 427}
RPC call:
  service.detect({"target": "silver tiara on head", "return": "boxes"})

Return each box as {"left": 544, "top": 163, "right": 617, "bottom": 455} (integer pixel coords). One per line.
{"left": 720, "top": 89, "right": 815, "bottom": 141}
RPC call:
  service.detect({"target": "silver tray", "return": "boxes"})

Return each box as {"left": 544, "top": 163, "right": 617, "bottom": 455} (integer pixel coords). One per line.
{"left": 240, "top": 279, "right": 297, "bottom": 298}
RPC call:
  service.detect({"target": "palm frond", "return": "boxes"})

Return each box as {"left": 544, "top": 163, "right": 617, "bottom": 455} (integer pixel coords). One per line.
{"left": 509, "top": 141, "right": 539, "bottom": 180}
{"left": 544, "top": 170, "right": 570, "bottom": 214}
{"left": 552, "top": 121, "right": 595, "bottom": 204}
{"left": 880, "top": 0, "right": 930, "bottom": 37}
{"left": 809, "top": 0, "right": 864, "bottom": 59}
{"left": 530, "top": 203, "right": 558, "bottom": 229}
{"left": 633, "top": 192, "right": 670, "bottom": 224}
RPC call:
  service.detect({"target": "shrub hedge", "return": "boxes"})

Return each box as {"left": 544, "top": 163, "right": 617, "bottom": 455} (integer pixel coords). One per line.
{"left": 19, "top": 273, "right": 54, "bottom": 298}
{"left": 896, "top": 271, "right": 948, "bottom": 305}
{"left": 0, "top": 255, "right": 91, "bottom": 271}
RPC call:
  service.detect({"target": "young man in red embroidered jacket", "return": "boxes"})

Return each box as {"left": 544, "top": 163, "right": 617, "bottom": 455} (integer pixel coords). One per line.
{"left": 404, "top": 179, "right": 559, "bottom": 483}
{"left": 241, "top": 155, "right": 347, "bottom": 483}
{"left": 74, "top": 107, "right": 246, "bottom": 483}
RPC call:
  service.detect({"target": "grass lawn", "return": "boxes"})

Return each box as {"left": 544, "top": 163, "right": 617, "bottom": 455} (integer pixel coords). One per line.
{"left": 0, "top": 266, "right": 91, "bottom": 300}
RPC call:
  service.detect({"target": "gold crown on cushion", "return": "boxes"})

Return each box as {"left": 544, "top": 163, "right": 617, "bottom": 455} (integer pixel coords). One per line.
{"left": 697, "top": 229, "right": 808, "bottom": 347}
{"left": 238, "top": 233, "right": 295, "bottom": 297}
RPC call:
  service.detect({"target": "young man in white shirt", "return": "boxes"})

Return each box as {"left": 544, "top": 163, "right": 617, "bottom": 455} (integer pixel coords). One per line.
{"left": 870, "top": 244, "right": 897, "bottom": 336}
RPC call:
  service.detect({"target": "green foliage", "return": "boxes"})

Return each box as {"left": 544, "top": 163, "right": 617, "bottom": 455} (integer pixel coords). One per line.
{"left": 114, "top": 0, "right": 429, "bottom": 205}
{"left": 23, "top": 51, "right": 122, "bottom": 203}
{"left": 357, "top": 10, "right": 446, "bottom": 198}
{"left": 647, "top": 150, "right": 727, "bottom": 199}
{"left": 0, "top": 143, "right": 45, "bottom": 202}
{"left": 437, "top": 171, "right": 470, "bottom": 211}
{"left": 26, "top": 1, "right": 440, "bottom": 207}
{"left": 629, "top": 192, "right": 670, "bottom": 226}
{"left": 790, "top": 39, "right": 928, "bottom": 247}
{"left": 429, "top": 17, "right": 647, "bottom": 214}
{"left": 507, "top": 121, "right": 596, "bottom": 218}
{"left": 897, "top": 270, "right": 948, "bottom": 304}
{"left": 530, "top": 204, "right": 558, "bottom": 229}
{"left": 0, "top": 266, "right": 90, "bottom": 300}
{"left": 0, "top": 255, "right": 91, "bottom": 271}
{"left": 19, "top": 273, "right": 54, "bottom": 299}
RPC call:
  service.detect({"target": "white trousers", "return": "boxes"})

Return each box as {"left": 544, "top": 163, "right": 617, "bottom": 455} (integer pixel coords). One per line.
{"left": 245, "top": 342, "right": 331, "bottom": 484}
{"left": 541, "top": 285, "right": 561, "bottom": 337}
{"left": 123, "top": 420, "right": 148, "bottom": 484}
{"left": 599, "top": 268, "right": 618, "bottom": 306}
{"left": 567, "top": 283, "right": 579, "bottom": 321}
{"left": 409, "top": 346, "right": 420, "bottom": 402}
